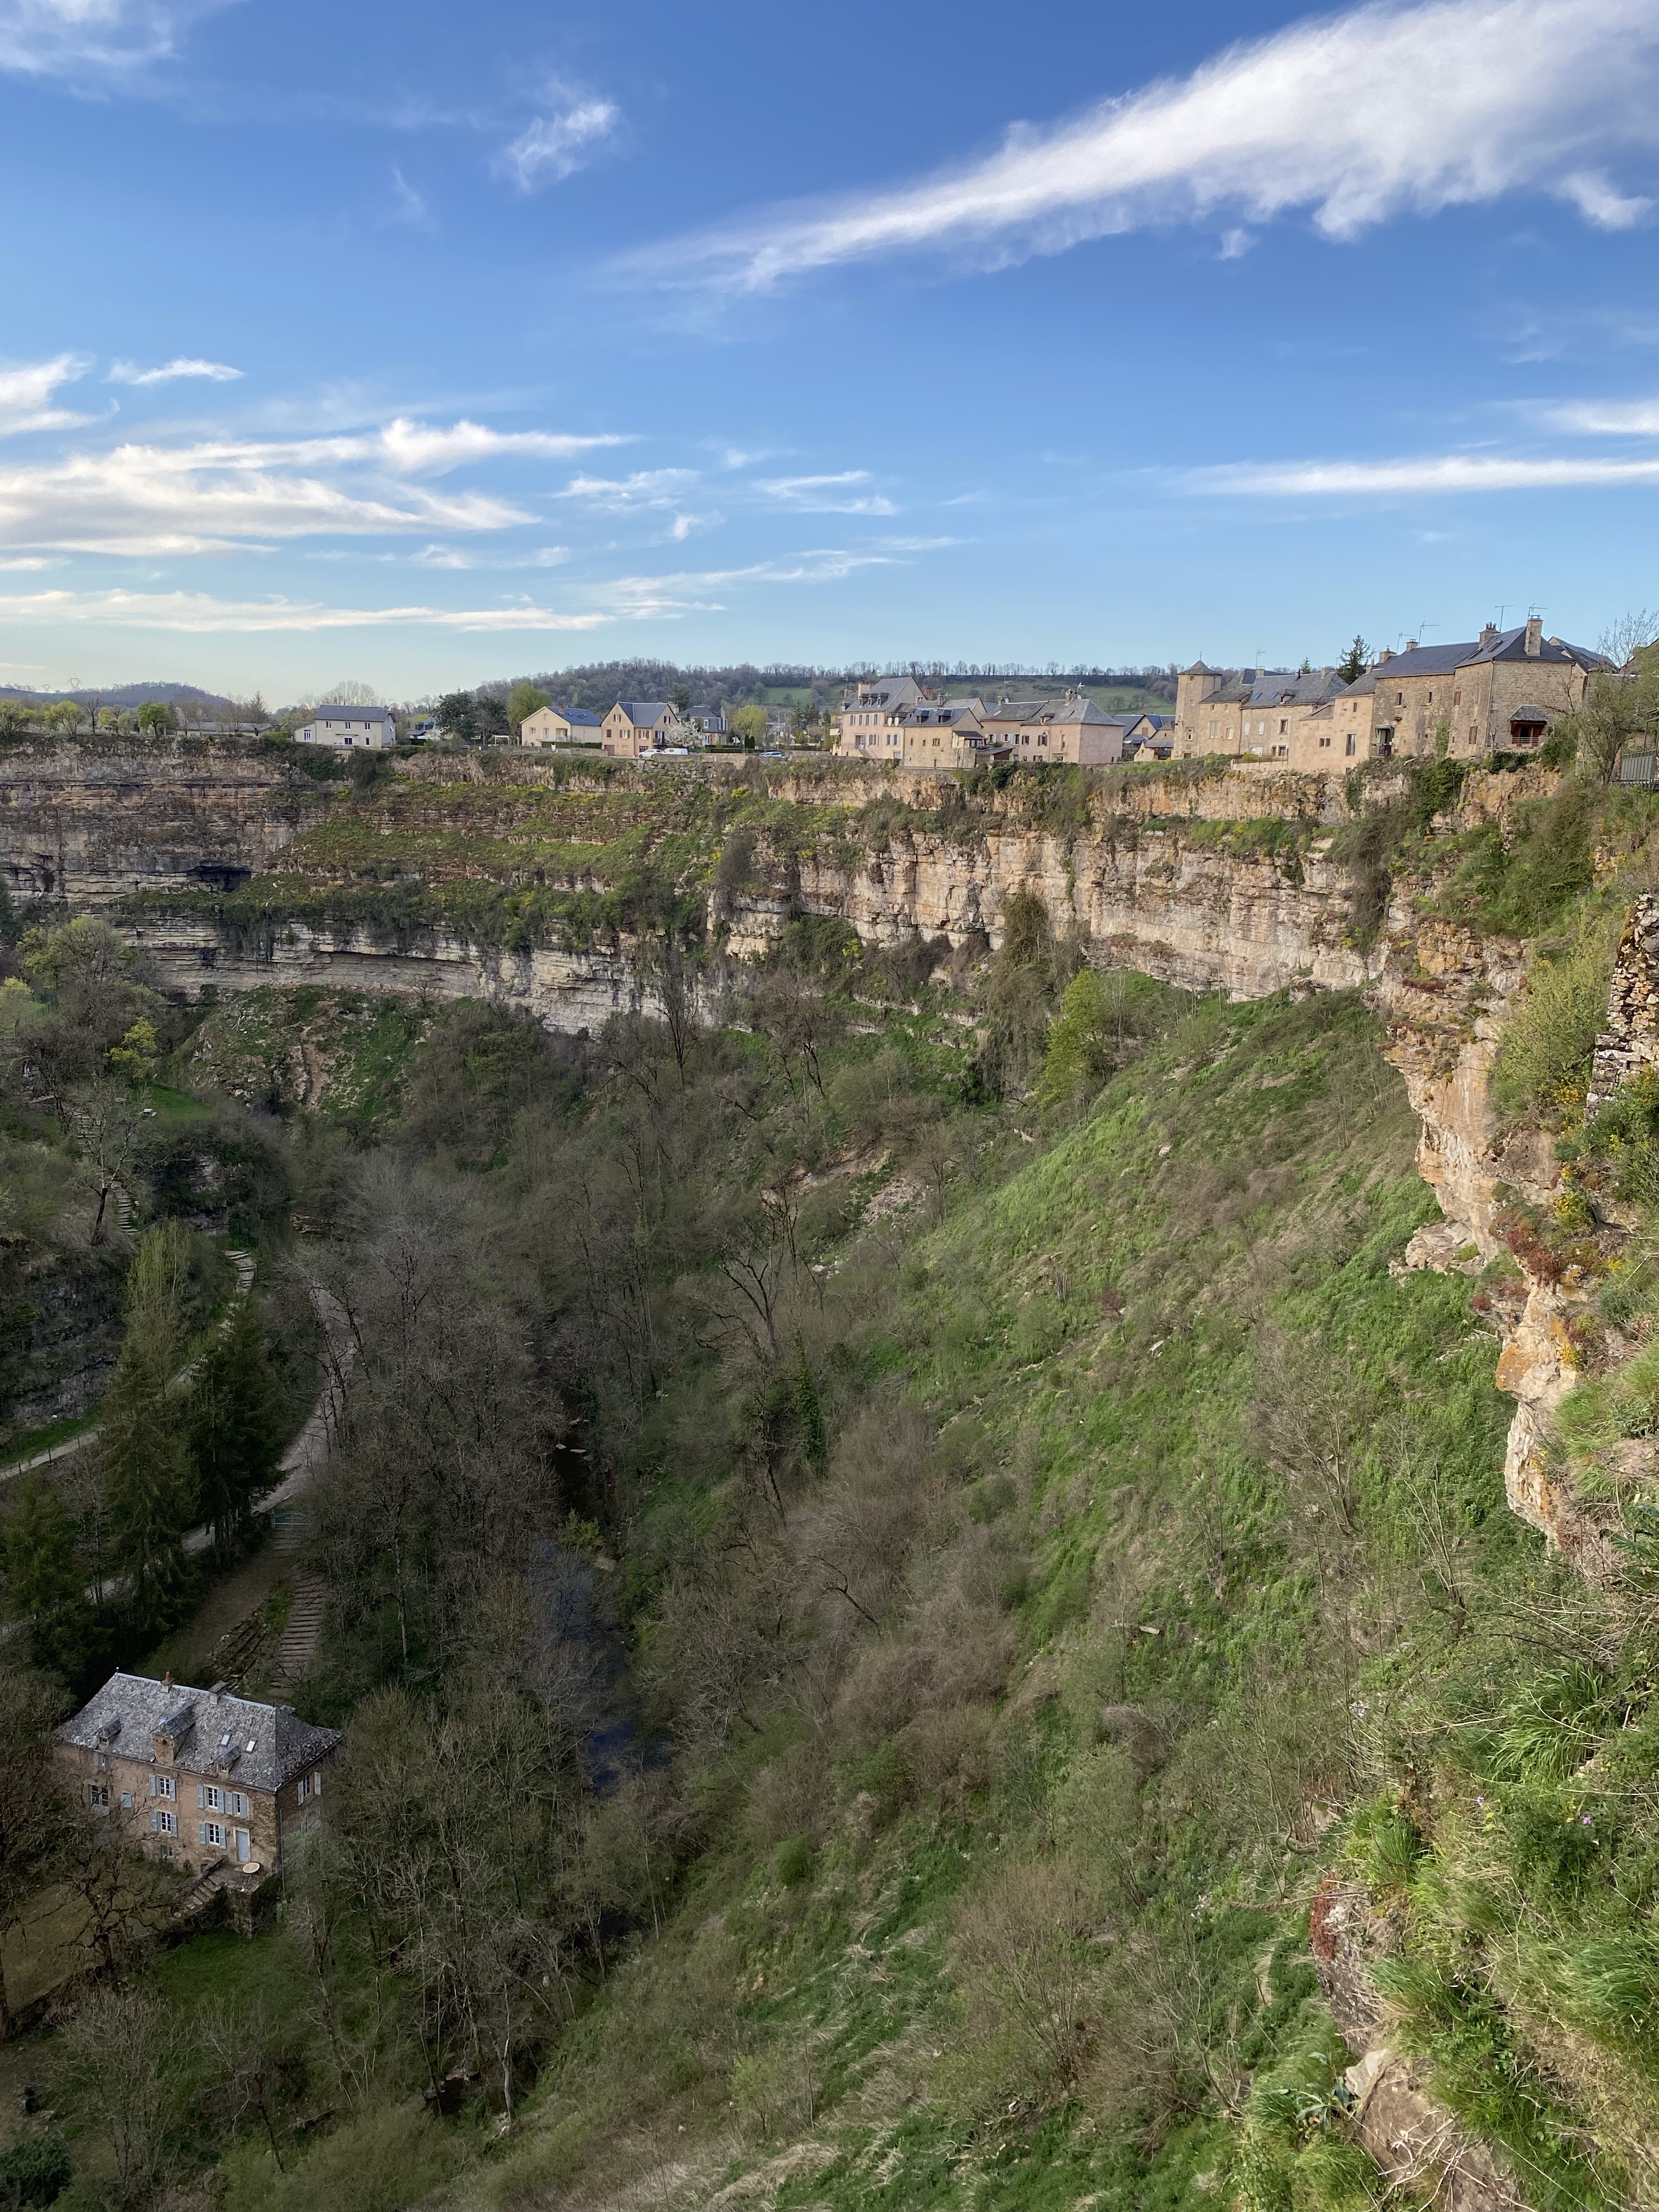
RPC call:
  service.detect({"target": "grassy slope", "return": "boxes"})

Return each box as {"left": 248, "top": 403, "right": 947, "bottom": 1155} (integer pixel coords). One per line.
{"left": 472, "top": 990, "right": 1519, "bottom": 2212}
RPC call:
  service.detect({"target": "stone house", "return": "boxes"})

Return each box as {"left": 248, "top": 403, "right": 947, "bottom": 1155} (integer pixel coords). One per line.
{"left": 833, "top": 674, "right": 927, "bottom": 760}
{"left": 520, "top": 705, "right": 603, "bottom": 748}
{"left": 899, "top": 698, "right": 987, "bottom": 768}
{"left": 1175, "top": 665, "right": 1346, "bottom": 760}
{"left": 1367, "top": 620, "right": 1601, "bottom": 760}
{"left": 600, "top": 701, "right": 687, "bottom": 759}
{"left": 978, "top": 692, "right": 1127, "bottom": 764}
{"left": 294, "top": 706, "right": 396, "bottom": 749}
{"left": 54, "top": 1672, "right": 341, "bottom": 1880}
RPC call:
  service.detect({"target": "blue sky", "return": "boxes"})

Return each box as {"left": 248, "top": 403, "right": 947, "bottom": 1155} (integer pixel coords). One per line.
{"left": 1, "top": 0, "right": 1658, "bottom": 702}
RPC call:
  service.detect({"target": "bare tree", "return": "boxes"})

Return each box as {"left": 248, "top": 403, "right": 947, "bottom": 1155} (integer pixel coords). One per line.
{"left": 57, "top": 1982, "right": 188, "bottom": 2212}
{"left": 0, "top": 1668, "right": 64, "bottom": 2041}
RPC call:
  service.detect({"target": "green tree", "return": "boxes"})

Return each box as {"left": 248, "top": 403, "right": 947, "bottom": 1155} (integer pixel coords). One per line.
{"left": 101, "top": 1226, "right": 195, "bottom": 1635}
{"left": 1337, "top": 635, "right": 1370, "bottom": 685}
{"left": 437, "top": 691, "right": 478, "bottom": 743}
{"left": 188, "top": 1297, "right": 281, "bottom": 1561}
{"left": 1558, "top": 633, "right": 1659, "bottom": 785}
{"left": 134, "top": 701, "right": 175, "bottom": 736}
{"left": 0, "top": 1666, "right": 64, "bottom": 2042}
{"left": 1, "top": 1475, "right": 99, "bottom": 1685}
{"left": 729, "top": 703, "right": 768, "bottom": 751}
{"left": 670, "top": 684, "right": 692, "bottom": 713}
{"left": 505, "top": 680, "right": 551, "bottom": 732}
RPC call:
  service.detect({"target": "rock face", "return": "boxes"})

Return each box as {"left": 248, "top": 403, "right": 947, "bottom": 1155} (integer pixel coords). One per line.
{"left": 1588, "top": 891, "right": 1659, "bottom": 1110}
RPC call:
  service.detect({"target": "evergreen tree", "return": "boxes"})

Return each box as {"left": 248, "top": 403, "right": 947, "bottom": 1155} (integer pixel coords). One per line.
{"left": 0, "top": 1473, "right": 99, "bottom": 1686}
{"left": 188, "top": 1296, "right": 281, "bottom": 1561}
{"left": 1337, "top": 634, "right": 1370, "bottom": 685}
{"left": 101, "top": 1226, "right": 194, "bottom": 1636}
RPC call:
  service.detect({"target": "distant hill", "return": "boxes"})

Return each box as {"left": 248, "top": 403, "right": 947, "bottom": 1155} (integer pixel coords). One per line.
{"left": 0, "top": 681, "right": 233, "bottom": 710}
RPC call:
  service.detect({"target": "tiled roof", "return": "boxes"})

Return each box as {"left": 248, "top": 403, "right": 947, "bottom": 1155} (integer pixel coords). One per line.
{"left": 58, "top": 1672, "right": 340, "bottom": 1796}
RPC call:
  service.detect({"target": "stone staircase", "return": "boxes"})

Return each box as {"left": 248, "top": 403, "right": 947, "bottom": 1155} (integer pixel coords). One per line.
{"left": 174, "top": 1860, "right": 241, "bottom": 1923}
{"left": 275, "top": 1573, "right": 326, "bottom": 1687}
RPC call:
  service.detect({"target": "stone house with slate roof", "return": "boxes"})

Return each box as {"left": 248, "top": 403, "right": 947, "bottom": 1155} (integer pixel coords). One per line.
{"left": 1175, "top": 664, "right": 1347, "bottom": 761}
{"left": 1367, "top": 619, "right": 1603, "bottom": 760}
{"left": 55, "top": 1672, "right": 341, "bottom": 1878}
{"left": 833, "top": 674, "right": 927, "bottom": 759}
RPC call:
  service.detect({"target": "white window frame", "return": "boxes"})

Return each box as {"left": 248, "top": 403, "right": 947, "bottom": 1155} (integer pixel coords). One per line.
{"left": 201, "top": 1820, "right": 226, "bottom": 1850}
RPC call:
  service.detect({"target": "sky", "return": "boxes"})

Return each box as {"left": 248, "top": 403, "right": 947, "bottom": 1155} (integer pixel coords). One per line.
{"left": 1, "top": 0, "right": 1658, "bottom": 703}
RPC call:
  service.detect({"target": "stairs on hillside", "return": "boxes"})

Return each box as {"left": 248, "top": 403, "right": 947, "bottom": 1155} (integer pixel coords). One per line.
{"left": 174, "top": 1860, "right": 240, "bottom": 1923}
{"left": 275, "top": 1573, "right": 326, "bottom": 1687}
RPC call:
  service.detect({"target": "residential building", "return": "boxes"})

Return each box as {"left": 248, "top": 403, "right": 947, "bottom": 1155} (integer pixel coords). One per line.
{"left": 600, "top": 701, "right": 687, "bottom": 759}
{"left": 695, "top": 712, "right": 727, "bottom": 738}
{"left": 521, "top": 705, "right": 603, "bottom": 748}
{"left": 978, "top": 691, "right": 1127, "bottom": 764}
{"left": 1363, "top": 620, "right": 1602, "bottom": 760}
{"left": 294, "top": 706, "right": 396, "bottom": 749}
{"left": 1175, "top": 665, "right": 1346, "bottom": 760}
{"left": 1123, "top": 713, "right": 1176, "bottom": 759}
{"left": 899, "top": 698, "right": 988, "bottom": 768}
{"left": 833, "top": 674, "right": 927, "bottom": 759}
{"left": 55, "top": 1672, "right": 341, "bottom": 1878}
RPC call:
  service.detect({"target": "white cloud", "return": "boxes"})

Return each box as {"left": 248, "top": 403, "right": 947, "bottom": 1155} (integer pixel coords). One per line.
{"left": 1539, "top": 398, "right": 1659, "bottom": 436}
{"left": 555, "top": 467, "right": 702, "bottom": 510}
{"left": 531, "top": 545, "right": 571, "bottom": 566}
{"left": 1186, "top": 452, "right": 1659, "bottom": 495}
{"left": 0, "top": 419, "right": 628, "bottom": 555}
{"left": 495, "top": 92, "right": 619, "bottom": 193}
{"left": 755, "top": 470, "right": 899, "bottom": 515}
{"left": 108, "top": 357, "right": 243, "bottom": 386}
{"left": 0, "top": 0, "right": 233, "bottom": 83}
{"left": 627, "top": 0, "right": 1659, "bottom": 290}
{"left": 388, "top": 166, "right": 432, "bottom": 233}
{"left": 0, "top": 588, "right": 610, "bottom": 633}
{"left": 0, "top": 353, "right": 94, "bottom": 436}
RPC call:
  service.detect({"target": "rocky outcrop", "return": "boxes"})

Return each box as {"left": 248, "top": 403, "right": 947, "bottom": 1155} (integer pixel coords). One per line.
{"left": 1587, "top": 892, "right": 1659, "bottom": 1110}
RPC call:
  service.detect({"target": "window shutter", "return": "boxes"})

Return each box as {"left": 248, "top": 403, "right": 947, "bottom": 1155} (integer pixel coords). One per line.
{"left": 197, "top": 1787, "right": 205, "bottom": 1810}
{"left": 150, "top": 1810, "right": 159, "bottom": 1832}
{"left": 313, "top": 1769, "right": 323, "bottom": 1798}
{"left": 148, "top": 1775, "right": 157, "bottom": 1797}
{"left": 198, "top": 1823, "right": 207, "bottom": 1846}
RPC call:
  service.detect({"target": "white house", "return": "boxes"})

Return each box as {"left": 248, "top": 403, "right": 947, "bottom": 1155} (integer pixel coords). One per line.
{"left": 295, "top": 706, "right": 396, "bottom": 749}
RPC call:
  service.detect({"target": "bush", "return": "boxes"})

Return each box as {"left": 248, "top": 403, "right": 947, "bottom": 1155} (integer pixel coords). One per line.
{"left": 1491, "top": 909, "right": 1620, "bottom": 1125}
{"left": 0, "top": 2134, "right": 71, "bottom": 2209}
{"left": 223, "top": 2108, "right": 464, "bottom": 2212}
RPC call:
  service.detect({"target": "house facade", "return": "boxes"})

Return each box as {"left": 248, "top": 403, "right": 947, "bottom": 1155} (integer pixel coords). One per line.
{"left": 978, "top": 692, "right": 1127, "bottom": 764}
{"left": 294, "top": 707, "right": 396, "bottom": 749}
{"left": 600, "top": 701, "right": 687, "bottom": 758}
{"left": 1364, "top": 620, "right": 1601, "bottom": 760}
{"left": 833, "top": 674, "right": 926, "bottom": 759}
{"left": 899, "top": 699, "right": 987, "bottom": 768}
{"left": 1174, "top": 666, "right": 1347, "bottom": 761}
{"left": 521, "top": 705, "right": 603, "bottom": 748}
{"left": 55, "top": 1672, "right": 341, "bottom": 1880}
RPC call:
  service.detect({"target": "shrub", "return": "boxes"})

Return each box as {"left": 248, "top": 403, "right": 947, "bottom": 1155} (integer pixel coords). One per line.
{"left": 0, "top": 2134, "right": 71, "bottom": 2209}
{"left": 224, "top": 2108, "right": 464, "bottom": 2212}
{"left": 1491, "top": 909, "right": 1620, "bottom": 1125}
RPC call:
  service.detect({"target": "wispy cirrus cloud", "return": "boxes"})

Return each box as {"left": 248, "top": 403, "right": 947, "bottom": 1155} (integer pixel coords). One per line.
{"left": 495, "top": 87, "right": 619, "bottom": 192}
{"left": 1536, "top": 397, "right": 1659, "bottom": 436}
{"left": 0, "top": 352, "right": 94, "bottom": 436}
{"left": 0, "top": 0, "right": 235, "bottom": 83}
{"left": 0, "top": 587, "right": 609, "bottom": 633}
{"left": 1185, "top": 452, "right": 1659, "bottom": 496}
{"left": 108, "top": 356, "right": 242, "bottom": 386}
{"left": 755, "top": 470, "right": 898, "bottom": 516}
{"left": 623, "top": 0, "right": 1659, "bottom": 292}
{"left": 0, "top": 414, "right": 627, "bottom": 555}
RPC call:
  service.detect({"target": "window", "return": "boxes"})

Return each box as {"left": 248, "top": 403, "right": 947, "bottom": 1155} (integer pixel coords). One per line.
{"left": 1279, "top": 719, "right": 1288, "bottom": 734}
{"left": 1396, "top": 692, "right": 1404, "bottom": 706}
{"left": 1209, "top": 719, "right": 1217, "bottom": 740}
{"left": 158, "top": 1810, "right": 177, "bottom": 1836}
{"left": 200, "top": 1786, "right": 221, "bottom": 1812}
{"left": 1453, "top": 689, "right": 1461, "bottom": 705}
{"left": 149, "top": 1775, "right": 175, "bottom": 1801}
{"left": 89, "top": 1784, "right": 109, "bottom": 1810}
{"left": 120, "top": 1792, "right": 133, "bottom": 1811}
{"left": 1346, "top": 734, "right": 1356, "bottom": 757}
{"left": 1426, "top": 691, "right": 1434, "bottom": 703}
{"left": 201, "top": 1821, "right": 225, "bottom": 1850}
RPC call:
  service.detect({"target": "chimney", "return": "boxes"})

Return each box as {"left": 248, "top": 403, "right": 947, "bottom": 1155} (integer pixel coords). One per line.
{"left": 1479, "top": 624, "right": 1499, "bottom": 648}
{"left": 1524, "top": 616, "right": 1543, "bottom": 657}
{"left": 1404, "top": 639, "right": 1418, "bottom": 653}
{"left": 163, "top": 1672, "right": 173, "bottom": 1690}
{"left": 1376, "top": 648, "right": 1393, "bottom": 664}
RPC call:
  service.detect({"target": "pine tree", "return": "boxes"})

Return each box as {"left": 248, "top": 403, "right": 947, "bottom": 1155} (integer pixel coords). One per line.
{"left": 0, "top": 1472, "right": 99, "bottom": 1686}
{"left": 189, "top": 1296, "right": 281, "bottom": 1561}
{"left": 101, "top": 1226, "right": 194, "bottom": 1636}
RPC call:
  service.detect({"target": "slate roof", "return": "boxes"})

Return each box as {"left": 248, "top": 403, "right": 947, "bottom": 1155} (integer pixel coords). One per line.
{"left": 58, "top": 1672, "right": 340, "bottom": 1796}
{"left": 554, "top": 706, "right": 602, "bottom": 727}
{"left": 1374, "top": 627, "right": 1605, "bottom": 681}
{"left": 612, "top": 701, "right": 679, "bottom": 724}
{"left": 306, "top": 706, "right": 392, "bottom": 722}
{"left": 1246, "top": 669, "right": 1344, "bottom": 708}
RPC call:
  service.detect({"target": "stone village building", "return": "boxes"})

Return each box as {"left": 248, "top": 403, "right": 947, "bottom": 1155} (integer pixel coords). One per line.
{"left": 833, "top": 674, "right": 928, "bottom": 760}
{"left": 55, "top": 1672, "right": 341, "bottom": 1880}
{"left": 520, "top": 704, "right": 604, "bottom": 747}
{"left": 1176, "top": 620, "right": 1604, "bottom": 769}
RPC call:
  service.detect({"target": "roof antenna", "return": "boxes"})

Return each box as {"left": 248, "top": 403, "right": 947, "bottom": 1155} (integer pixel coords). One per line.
{"left": 1496, "top": 605, "right": 1508, "bottom": 629}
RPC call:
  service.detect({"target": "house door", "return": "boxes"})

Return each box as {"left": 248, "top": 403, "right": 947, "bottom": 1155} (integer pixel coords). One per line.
{"left": 236, "top": 1829, "right": 252, "bottom": 1862}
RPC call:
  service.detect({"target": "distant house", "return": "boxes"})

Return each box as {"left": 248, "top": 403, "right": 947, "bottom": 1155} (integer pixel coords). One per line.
{"left": 696, "top": 711, "right": 727, "bottom": 738}
{"left": 833, "top": 674, "right": 927, "bottom": 759}
{"left": 600, "top": 701, "right": 687, "bottom": 759}
{"left": 521, "top": 705, "right": 603, "bottom": 748}
{"left": 1174, "top": 665, "right": 1346, "bottom": 763}
{"left": 978, "top": 691, "right": 1127, "bottom": 765}
{"left": 294, "top": 706, "right": 396, "bottom": 749}
{"left": 899, "top": 698, "right": 988, "bottom": 769}
{"left": 1122, "top": 713, "right": 1176, "bottom": 759}
{"left": 55, "top": 1671, "right": 341, "bottom": 1879}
